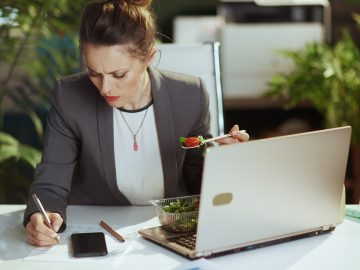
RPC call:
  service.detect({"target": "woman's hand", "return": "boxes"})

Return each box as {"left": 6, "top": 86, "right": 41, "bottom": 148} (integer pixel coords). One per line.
{"left": 217, "top": 125, "right": 250, "bottom": 145}
{"left": 26, "top": 212, "right": 63, "bottom": 246}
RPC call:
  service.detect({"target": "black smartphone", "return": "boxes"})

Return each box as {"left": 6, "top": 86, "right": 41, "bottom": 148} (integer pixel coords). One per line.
{"left": 71, "top": 232, "right": 108, "bottom": 258}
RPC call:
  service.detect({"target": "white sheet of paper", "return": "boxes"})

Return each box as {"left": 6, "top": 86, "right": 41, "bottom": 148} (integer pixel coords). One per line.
{"left": 0, "top": 215, "right": 15, "bottom": 235}
{"left": 24, "top": 217, "right": 160, "bottom": 263}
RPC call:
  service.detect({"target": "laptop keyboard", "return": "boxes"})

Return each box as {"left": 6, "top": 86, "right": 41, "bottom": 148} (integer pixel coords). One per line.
{"left": 170, "top": 234, "right": 197, "bottom": 250}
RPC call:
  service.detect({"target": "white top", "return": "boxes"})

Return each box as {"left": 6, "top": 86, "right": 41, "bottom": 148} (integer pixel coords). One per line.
{"left": 113, "top": 105, "right": 164, "bottom": 205}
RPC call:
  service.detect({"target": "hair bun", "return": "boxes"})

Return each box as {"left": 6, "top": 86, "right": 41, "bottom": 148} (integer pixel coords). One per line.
{"left": 124, "top": 0, "right": 152, "bottom": 7}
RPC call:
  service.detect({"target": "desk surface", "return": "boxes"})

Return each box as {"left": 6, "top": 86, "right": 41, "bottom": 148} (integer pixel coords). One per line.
{"left": 0, "top": 205, "right": 359, "bottom": 270}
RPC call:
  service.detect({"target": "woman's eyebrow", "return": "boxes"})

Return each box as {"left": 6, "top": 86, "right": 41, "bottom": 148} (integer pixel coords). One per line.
{"left": 87, "top": 67, "right": 126, "bottom": 74}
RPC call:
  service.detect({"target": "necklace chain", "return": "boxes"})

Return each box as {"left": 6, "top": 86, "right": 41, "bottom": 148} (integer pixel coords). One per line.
{"left": 119, "top": 107, "right": 150, "bottom": 151}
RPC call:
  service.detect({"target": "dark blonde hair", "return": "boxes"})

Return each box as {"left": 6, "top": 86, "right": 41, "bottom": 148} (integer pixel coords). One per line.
{"left": 79, "top": 0, "right": 156, "bottom": 61}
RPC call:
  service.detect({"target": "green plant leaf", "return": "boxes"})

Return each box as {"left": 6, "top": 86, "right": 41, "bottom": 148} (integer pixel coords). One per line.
{"left": 265, "top": 23, "right": 360, "bottom": 144}
{"left": 0, "top": 132, "right": 41, "bottom": 168}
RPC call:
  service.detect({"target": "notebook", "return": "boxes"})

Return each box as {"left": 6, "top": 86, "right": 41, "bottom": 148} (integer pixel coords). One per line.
{"left": 139, "top": 126, "right": 352, "bottom": 259}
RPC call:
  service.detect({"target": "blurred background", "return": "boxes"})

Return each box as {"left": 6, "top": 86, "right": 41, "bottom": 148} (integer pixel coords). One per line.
{"left": 0, "top": 0, "right": 359, "bottom": 204}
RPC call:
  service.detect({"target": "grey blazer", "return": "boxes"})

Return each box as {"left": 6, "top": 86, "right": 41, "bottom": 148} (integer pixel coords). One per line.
{"left": 23, "top": 68, "right": 211, "bottom": 227}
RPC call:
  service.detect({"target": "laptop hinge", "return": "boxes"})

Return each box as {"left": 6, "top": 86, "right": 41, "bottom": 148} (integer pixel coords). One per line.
{"left": 196, "top": 251, "right": 212, "bottom": 257}
{"left": 322, "top": 225, "right": 334, "bottom": 231}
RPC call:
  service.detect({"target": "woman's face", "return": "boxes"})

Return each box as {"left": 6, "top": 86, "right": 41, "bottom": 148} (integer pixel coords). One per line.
{"left": 82, "top": 44, "right": 151, "bottom": 110}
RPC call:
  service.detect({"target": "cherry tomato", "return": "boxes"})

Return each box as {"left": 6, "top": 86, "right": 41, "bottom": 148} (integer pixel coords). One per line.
{"left": 184, "top": 137, "right": 200, "bottom": 147}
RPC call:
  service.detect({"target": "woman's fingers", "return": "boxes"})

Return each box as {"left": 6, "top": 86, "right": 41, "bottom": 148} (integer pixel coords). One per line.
{"left": 217, "top": 125, "right": 250, "bottom": 144}
{"left": 230, "top": 129, "right": 250, "bottom": 142}
{"left": 26, "top": 220, "right": 58, "bottom": 246}
{"left": 25, "top": 212, "right": 63, "bottom": 246}
{"left": 26, "top": 228, "right": 58, "bottom": 246}
{"left": 48, "top": 212, "right": 63, "bottom": 232}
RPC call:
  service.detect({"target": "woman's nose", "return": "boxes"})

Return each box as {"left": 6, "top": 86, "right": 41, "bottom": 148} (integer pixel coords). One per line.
{"left": 100, "top": 78, "right": 111, "bottom": 95}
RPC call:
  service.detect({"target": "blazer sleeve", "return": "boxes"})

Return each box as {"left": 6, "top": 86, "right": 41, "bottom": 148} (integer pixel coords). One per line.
{"left": 183, "top": 78, "right": 211, "bottom": 194}
{"left": 23, "top": 80, "right": 79, "bottom": 230}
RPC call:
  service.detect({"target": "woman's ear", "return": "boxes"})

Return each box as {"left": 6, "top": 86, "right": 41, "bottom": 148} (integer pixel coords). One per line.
{"left": 146, "top": 47, "right": 158, "bottom": 66}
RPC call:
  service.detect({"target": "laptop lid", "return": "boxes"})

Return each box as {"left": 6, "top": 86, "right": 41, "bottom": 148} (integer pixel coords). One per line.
{"left": 195, "top": 126, "right": 351, "bottom": 256}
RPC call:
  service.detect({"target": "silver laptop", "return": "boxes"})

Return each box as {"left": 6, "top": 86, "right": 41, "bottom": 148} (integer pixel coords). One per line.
{"left": 139, "top": 126, "right": 351, "bottom": 259}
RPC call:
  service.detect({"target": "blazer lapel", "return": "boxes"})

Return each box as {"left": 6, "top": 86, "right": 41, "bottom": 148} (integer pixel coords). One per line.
{"left": 150, "top": 68, "right": 178, "bottom": 197}
{"left": 97, "top": 95, "right": 130, "bottom": 204}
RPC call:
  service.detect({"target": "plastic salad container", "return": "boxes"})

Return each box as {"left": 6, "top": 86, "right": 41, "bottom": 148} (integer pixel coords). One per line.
{"left": 150, "top": 195, "right": 200, "bottom": 232}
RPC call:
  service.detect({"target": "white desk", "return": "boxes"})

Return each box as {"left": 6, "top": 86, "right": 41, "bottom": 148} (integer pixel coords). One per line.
{"left": 0, "top": 205, "right": 359, "bottom": 270}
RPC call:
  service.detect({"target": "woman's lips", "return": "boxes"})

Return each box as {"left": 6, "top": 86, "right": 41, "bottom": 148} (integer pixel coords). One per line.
{"left": 105, "top": 96, "right": 119, "bottom": 102}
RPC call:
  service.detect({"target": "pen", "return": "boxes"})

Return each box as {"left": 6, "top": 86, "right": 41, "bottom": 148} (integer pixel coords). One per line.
{"left": 100, "top": 220, "right": 125, "bottom": 242}
{"left": 32, "top": 194, "right": 60, "bottom": 244}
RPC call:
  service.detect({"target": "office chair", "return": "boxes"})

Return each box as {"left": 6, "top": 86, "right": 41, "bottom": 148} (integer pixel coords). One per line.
{"left": 153, "top": 42, "right": 225, "bottom": 136}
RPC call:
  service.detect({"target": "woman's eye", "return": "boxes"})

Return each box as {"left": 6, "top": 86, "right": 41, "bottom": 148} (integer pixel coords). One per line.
{"left": 88, "top": 72, "right": 99, "bottom": 78}
{"left": 113, "top": 73, "right": 126, "bottom": 79}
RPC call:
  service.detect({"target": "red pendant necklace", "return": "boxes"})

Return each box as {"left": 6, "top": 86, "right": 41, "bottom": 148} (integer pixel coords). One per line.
{"left": 119, "top": 107, "right": 150, "bottom": 151}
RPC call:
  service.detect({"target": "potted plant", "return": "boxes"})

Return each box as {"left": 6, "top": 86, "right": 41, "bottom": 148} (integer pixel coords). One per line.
{"left": 265, "top": 17, "right": 360, "bottom": 203}
{"left": 0, "top": 1, "right": 86, "bottom": 203}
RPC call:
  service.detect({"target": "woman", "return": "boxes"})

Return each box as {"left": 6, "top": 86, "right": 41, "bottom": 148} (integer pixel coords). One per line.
{"left": 24, "top": 0, "right": 249, "bottom": 246}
